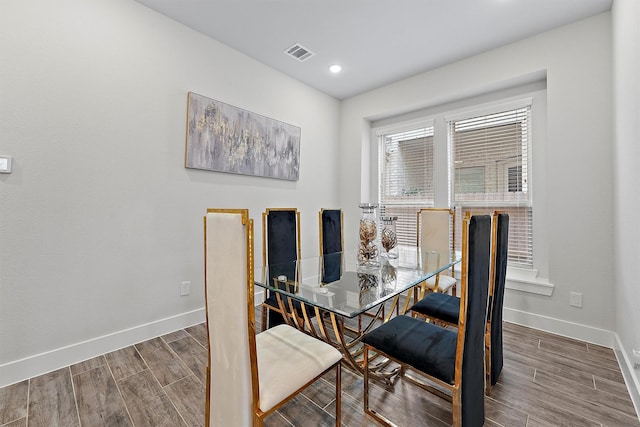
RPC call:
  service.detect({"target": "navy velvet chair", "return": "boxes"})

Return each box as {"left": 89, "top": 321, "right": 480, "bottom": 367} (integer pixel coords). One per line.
{"left": 319, "top": 208, "right": 385, "bottom": 332}
{"left": 486, "top": 212, "right": 509, "bottom": 389}
{"left": 410, "top": 212, "right": 510, "bottom": 393}
{"left": 261, "top": 208, "right": 302, "bottom": 331}
{"left": 319, "top": 209, "right": 343, "bottom": 284}
{"left": 362, "top": 214, "right": 492, "bottom": 427}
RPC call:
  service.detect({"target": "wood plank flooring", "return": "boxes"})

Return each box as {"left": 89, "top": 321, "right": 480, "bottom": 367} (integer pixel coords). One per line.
{"left": 1, "top": 317, "right": 638, "bottom": 426}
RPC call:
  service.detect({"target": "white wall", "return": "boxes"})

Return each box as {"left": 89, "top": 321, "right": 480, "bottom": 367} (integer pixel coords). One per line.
{"left": 612, "top": 0, "right": 640, "bottom": 404}
{"left": 0, "top": 0, "right": 340, "bottom": 386}
{"left": 339, "top": 14, "right": 615, "bottom": 341}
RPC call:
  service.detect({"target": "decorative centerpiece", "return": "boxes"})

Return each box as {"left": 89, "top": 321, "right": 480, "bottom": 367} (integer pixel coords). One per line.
{"left": 380, "top": 216, "right": 398, "bottom": 258}
{"left": 358, "top": 203, "right": 379, "bottom": 267}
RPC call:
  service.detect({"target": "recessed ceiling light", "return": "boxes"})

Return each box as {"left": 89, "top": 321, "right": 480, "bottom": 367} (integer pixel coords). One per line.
{"left": 329, "top": 64, "right": 342, "bottom": 73}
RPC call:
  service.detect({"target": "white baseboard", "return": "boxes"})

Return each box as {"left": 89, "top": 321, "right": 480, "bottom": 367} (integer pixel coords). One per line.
{"left": 503, "top": 307, "right": 615, "bottom": 347}
{"left": 0, "top": 308, "right": 206, "bottom": 389}
{"left": 614, "top": 334, "right": 640, "bottom": 421}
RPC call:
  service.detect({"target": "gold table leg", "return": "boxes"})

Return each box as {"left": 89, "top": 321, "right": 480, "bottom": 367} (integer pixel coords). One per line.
{"left": 272, "top": 293, "right": 404, "bottom": 386}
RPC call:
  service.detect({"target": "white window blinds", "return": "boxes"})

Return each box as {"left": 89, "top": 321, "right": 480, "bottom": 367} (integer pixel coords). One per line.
{"left": 378, "top": 127, "right": 434, "bottom": 246}
{"left": 449, "top": 106, "right": 533, "bottom": 268}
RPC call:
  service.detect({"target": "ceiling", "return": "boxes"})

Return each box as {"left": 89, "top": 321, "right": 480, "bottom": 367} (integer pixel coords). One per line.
{"left": 134, "top": 0, "right": 612, "bottom": 100}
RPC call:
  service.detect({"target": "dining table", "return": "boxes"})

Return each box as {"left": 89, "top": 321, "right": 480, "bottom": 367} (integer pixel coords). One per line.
{"left": 254, "top": 245, "right": 462, "bottom": 385}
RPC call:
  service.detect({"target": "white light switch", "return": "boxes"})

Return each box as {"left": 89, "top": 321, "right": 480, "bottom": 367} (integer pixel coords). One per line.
{"left": 0, "top": 156, "right": 12, "bottom": 174}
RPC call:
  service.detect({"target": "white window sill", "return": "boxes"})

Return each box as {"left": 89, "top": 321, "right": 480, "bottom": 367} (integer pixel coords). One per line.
{"left": 453, "top": 264, "right": 554, "bottom": 296}
{"left": 505, "top": 267, "right": 555, "bottom": 296}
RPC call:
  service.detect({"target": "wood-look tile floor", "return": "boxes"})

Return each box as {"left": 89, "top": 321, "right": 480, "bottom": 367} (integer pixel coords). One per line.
{"left": 1, "top": 317, "right": 638, "bottom": 427}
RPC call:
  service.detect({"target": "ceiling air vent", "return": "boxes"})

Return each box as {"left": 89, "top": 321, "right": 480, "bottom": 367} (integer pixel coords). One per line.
{"left": 285, "top": 43, "right": 315, "bottom": 62}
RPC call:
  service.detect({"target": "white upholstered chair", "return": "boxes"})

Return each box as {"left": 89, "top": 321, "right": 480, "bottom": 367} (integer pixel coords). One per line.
{"left": 416, "top": 208, "right": 457, "bottom": 297}
{"left": 204, "top": 209, "right": 342, "bottom": 426}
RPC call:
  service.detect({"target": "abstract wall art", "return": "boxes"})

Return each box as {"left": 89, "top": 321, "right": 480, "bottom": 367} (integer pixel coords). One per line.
{"left": 185, "top": 92, "right": 301, "bottom": 181}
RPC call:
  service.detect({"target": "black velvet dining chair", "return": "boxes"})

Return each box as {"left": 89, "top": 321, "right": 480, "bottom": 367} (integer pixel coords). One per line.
{"left": 362, "top": 214, "right": 492, "bottom": 427}
{"left": 319, "top": 208, "right": 343, "bottom": 284}
{"left": 261, "top": 208, "right": 301, "bottom": 331}
{"left": 410, "top": 212, "right": 510, "bottom": 393}
{"left": 319, "top": 208, "right": 385, "bottom": 332}
{"left": 485, "top": 212, "right": 509, "bottom": 389}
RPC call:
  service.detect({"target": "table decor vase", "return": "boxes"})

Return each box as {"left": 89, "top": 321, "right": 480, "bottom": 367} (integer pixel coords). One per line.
{"left": 358, "top": 203, "right": 379, "bottom": 267}
{"left": 380, "top": 216, "right": 398, "bottom": 258}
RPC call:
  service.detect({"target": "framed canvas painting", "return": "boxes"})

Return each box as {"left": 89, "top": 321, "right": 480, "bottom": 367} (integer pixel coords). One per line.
{"left": 185, "top": 92, "right": 300, "bottom": 181}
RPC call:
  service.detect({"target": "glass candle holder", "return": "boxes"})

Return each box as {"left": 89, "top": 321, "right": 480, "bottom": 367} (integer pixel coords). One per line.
{"left": 380, "top": 216, "right": 398, "bottom": 258}
{"left": 358, "top": 203, "right": 379, "bottom": 267}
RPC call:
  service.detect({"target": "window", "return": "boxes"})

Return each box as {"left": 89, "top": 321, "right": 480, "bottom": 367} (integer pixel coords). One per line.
{"left": 378, "top": 126, "right": 434, "bottom": 246}
{"left": 374, "top": 96, "right": 537, "bottom": 271}
{"left": 449, "top": 106, "right": 533, "bottom": 268}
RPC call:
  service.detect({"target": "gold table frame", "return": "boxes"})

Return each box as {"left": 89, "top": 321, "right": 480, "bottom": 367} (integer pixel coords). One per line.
{"left": 255, "top": 247, "right": 461, "bottom": 385}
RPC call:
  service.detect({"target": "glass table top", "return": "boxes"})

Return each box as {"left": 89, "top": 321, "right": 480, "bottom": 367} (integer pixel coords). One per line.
{"left": 254, "top": 246, "right": 461, "bottom": 318}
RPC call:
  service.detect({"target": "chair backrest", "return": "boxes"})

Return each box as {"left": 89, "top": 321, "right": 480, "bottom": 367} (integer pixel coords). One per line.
{"left": 319, "top": 209, "right": 343, "bottom": 255}
{"left": 262, "top": 208, "right": 300, "bottom": 283}
{"left": 417, "top": 207, "right": 455, "bottom": 260}
{"left": 319, "top": 209, "right": 343, "bottom": 283}
{"left": 204, "top": 209, "right": 256, "bottom": 427}
{"left": 489, "top": 212, "right": 509, "bottom": 384}
{"left": 455, "top": 213, "right": 491, "bottom": 425}
{"left": 417, "top": 208, "right": 456, "bottom": 280}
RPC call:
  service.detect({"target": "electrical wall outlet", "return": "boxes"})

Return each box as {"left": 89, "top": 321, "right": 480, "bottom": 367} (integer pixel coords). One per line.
{"left": 569, "top": 292, "right": 583, "bottom": 308}
{"left": 180, "top": 281, "right": 191, "bottom": 296}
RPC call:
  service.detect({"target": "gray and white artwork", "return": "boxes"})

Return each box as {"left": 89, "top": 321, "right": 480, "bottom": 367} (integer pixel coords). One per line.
{"left": 185, "top": 92, "right": 300, "bottom": 181}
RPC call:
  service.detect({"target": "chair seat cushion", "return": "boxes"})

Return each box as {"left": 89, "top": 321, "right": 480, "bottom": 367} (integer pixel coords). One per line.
{"left": 264, "top": 294, "right": 317, "bottom": 318}
{"left": 362, "top": 315, "right": 457, "bottom": 384}
{"left": 411, "top": 292, "right": 460, "bottom": 325}
{"left": 424, "top": 274, "right": 457, "bottom": 292}
{"left": 256, "top": 324, "right": 342, "bottom": 413}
